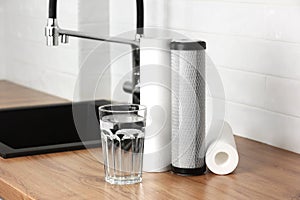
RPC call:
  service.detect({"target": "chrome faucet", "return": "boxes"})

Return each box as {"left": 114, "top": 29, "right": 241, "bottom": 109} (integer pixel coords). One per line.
{"left": 45, "top": 18, "right": 139, "bottom": 47}
{"left": 45, "top": 0, "right": 144, "bottom": 103}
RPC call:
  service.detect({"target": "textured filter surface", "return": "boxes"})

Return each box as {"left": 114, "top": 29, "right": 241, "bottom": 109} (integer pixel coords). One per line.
{"left": 171, "top": 50, "right": 206, "bottom": 169}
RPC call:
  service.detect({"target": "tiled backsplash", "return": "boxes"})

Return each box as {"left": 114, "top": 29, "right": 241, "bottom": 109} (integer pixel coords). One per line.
{"left": 0, "top": 0, "right": 299, "bottom": 153}
{"left": 0, "top": 0, "right": 111, "bottom": 101}
{"left": 1, "top": 0, "right": 79, "bottom": 100}
{"left": 110, "top": 0, "right": 300, "bottom": 153}
{"left": 169, "top": 0, "right": 300, "bottom": 153}
{"left": 77, "top": 0, "right": 111, "bottom": 101}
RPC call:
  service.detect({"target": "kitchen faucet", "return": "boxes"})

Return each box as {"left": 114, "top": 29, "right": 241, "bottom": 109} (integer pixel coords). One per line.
{"left": 45, "top": 0, "right": 176, "bottom": 172}
{"left": 45, "top": 0, "right": 144, "bottom": 103}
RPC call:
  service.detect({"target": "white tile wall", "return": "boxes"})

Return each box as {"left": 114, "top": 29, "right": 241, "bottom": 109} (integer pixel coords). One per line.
{"left": 180, "top": 31, "right": 300, "bottom": 80}
{"left": 226, "top": 101, "right": 300, "bottom": 154}
{"left": 265, "top": 77, "right": 300, "bottom": 118}
{"left": 217, "top": 67, "right": 267, "bottom": 108}
{"left": 109, "top": 0, "right": 134, "bottom": 102}
{"left": 2, "top": 0, "right": 111, "bottom": 101}
{"left": 2, "top": 0, "right": 299, "bottom": 152}
{"left": 201, "top": 0, "right": 300, "bottom": 5}
{"left": 110, "top": 0, "right": 168, "bottom": 33}
{"left": 166, "top": 0, "right": 300, "bottom": 43}
{"left": 77, "top": 0, "right": 111, "bottom": 101}
{"left": 109, "top": 43, "right": 134, "bottom": 102}
{"left": 110, "top": 0, "right": 300, "bottom": 153}
{"left": 3, "top": 0, "right": 80, "bottom": 100}
{"left": 175, "top": 0, "right": 300, "bottom": 153}
{"left": 78, "top": 0, "right": 109, "bottom": 25}
{"left": 6, "top": 59, "right": 77, "bottom": 100}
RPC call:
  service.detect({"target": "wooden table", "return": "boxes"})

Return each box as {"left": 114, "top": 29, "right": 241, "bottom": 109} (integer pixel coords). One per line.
{"left": 0, "top": 136, "right": 299, "bottom": 200}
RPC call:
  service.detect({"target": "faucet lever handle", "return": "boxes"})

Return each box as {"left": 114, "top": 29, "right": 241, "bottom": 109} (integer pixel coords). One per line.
{"left": 61, "top": 34, "right": 69, "bottom": 44}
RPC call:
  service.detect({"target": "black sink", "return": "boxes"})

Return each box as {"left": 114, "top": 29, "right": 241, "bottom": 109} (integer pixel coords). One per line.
{"left": 0, "top": 100, "right": 110, "bottom": 158}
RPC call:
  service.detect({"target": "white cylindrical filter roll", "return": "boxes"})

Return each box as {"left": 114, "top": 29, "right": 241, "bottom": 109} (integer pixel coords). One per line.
{"left": 140, "top": 38, "right": 172, "bottom": 172}
{"left": 206, "top": 121, "right": 239, "bottom": 175}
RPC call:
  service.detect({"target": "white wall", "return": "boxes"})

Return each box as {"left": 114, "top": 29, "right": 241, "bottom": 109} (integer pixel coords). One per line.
{"left": 3, "top": 0, "right": 79, "bottom": 100}
{"left": 77, "top": 0, "right": 111, "bottom": 101}
{"left": 109, "top": 0, "right": 133, "bottom": 103}
{"left": 2, "top": 0, "right": 299, "bottom": 152}
{"left": 110, "top": 0, "right": 300, "bottom": 153}
{"left": 2, "top": 0, "right": 111, "bottom": 101}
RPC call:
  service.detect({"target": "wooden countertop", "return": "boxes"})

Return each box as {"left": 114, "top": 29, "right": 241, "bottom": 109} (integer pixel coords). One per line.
{"left": 0, "top": 80, "right": 68, "bottom": 109}
{"left": 0, "top": 136, "right": 299, "bottom": 200}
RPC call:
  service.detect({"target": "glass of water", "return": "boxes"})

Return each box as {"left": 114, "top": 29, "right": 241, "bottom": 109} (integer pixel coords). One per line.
{"left": 99, "top": 104, "right": 147, "bottom": 185}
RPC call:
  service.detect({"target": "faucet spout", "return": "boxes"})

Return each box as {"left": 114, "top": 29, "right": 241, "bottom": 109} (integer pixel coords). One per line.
{"left": 45, "top": 0, "right": 144, "bottom": 104}
{"left": 45, "top": 0, "right": 144, "bottom": 47}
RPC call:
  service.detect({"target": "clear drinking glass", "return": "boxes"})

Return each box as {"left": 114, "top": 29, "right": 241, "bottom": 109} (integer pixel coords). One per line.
{"left": 99, "top": 104, "right": 147, "bottom": 185}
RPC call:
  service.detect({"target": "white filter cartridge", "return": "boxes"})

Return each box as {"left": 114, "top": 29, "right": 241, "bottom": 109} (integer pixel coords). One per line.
{"left": 170, "top": 40, "right": 206, "bottom": 175}
{"left": 140, "top": 38, "right": 172, "bottom": 172}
